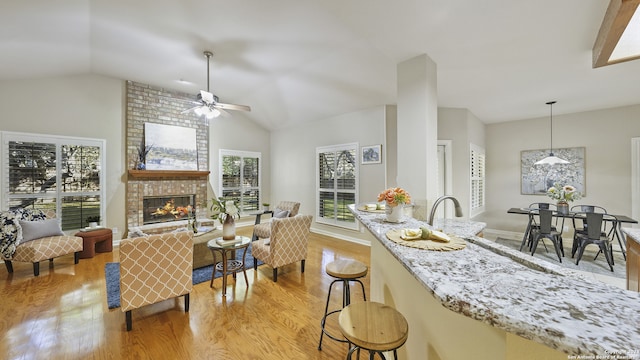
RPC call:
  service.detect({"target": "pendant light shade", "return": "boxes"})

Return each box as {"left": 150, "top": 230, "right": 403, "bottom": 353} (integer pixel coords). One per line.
{"left": 535, "top": 101, "right": 569, "bottom": 165}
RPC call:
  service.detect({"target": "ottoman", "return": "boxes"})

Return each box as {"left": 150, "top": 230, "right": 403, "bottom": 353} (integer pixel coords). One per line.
{"left": 75, "top": 228, "right": 113, "bottom": 259}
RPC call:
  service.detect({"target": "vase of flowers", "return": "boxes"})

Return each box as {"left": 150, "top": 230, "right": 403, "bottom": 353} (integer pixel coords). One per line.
{"left": 378, "top": 187, "right": 412, "bottom": 223}
{"left": 546, "top": 183, "right": 581, "bottom": 214}
{"left": 210, "top": 197, "right": 240, "bottom": 240}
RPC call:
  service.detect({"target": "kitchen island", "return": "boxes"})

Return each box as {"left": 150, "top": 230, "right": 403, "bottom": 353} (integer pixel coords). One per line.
{"left": 624, "top": 228, "right": 640, "bottom": 292}
{"left": 351, "top": 205, "right": 640, "bottom": 360}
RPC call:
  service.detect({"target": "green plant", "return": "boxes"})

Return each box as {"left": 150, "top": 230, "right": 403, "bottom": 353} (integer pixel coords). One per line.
{"left": 262, "top": 203, "right": 270, "bottom": 207}
{"left": 209, "top": 197, "right": 240, "bottom": 223}
{"left": 86, "top": 215, "right": 101, "bottom": 224}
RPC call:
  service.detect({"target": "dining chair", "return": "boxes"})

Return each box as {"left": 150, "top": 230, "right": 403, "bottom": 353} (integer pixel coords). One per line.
{"left": 572, "top": 212, "right": 615, "bottom": 271}
{"left": 521, "top": 203, "right": 557, "bottom": 251}
{"left": 530, "top": 209, "right": 565, "bottom": 262}
{"left": 570, "top": 205, "right": 608, "bottom": 255}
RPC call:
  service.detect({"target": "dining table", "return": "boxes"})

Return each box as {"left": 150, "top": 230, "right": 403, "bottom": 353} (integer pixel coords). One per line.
{"left": 507, "top": 207, "right": 638, "bottom": 260}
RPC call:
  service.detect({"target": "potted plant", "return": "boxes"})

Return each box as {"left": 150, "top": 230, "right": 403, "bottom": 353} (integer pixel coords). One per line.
{"left": 210, "top": 197, "right": 240, "bottom": 240}
{"left": 262, "top": 202, "right": 270, "bottom": 211}
{"left": 86, "top": 215, "right": 101, "bottom": 228}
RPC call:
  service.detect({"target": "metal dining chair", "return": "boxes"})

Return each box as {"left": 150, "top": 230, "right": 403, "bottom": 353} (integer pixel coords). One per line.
{"left": 520, "top": 203, "right": 557, "bottom": 251}
{"left": 530, "top": 209, "right": 565, "bottom": 262}
{"left": 572, "top": 212, "right": 615, "bottom": 271}
{"left": 570, "top": 205, "right": 608, "bottom": 256}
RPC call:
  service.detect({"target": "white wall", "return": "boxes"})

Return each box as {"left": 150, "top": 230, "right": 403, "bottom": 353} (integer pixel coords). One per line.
{"left": 438, "top": 108, "right": 486, "bottom": 220}
{"left": 0, "top": 74, "right": 127, "bottom": 237}
{"left": 270, "top": 105, "right": 390, "bottom": 243}
{"left": 208, "top": 109, "right": 271, "bottom": 208}
{"left": 479, "top": 104, "right": 640, "bottom": 235}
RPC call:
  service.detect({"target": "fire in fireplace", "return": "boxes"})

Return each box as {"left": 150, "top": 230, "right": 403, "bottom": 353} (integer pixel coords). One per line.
{"left": 143, "top": 195, "right": 195, "bottom": 225}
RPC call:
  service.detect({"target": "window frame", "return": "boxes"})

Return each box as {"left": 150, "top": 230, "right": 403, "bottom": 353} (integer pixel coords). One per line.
{"left": 316, "top": 143, "right": 359, "bottom": 230}
{"left": 469, "top": 143, "right": 486, "bottom": 217}
{"left": 1, "top": 131, "right": 106, "bottom": 231}
{"left": 218, "top": 149, "right": 262, "bottom": 216}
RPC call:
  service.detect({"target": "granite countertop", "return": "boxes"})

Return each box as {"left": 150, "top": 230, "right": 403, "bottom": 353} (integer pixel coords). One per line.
{"left": 623, "top": 227, "right": 640, "bottom": 245}
{"left": 352, "top": 204, "right": 640, "bottom": 358}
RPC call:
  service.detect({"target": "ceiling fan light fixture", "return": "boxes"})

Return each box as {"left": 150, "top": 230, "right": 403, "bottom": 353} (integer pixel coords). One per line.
{"left": 206, "top": 108, "right": 221, "bottom": 119}
{"left": 535, "top": 101, "right": 569, "bottom": 166}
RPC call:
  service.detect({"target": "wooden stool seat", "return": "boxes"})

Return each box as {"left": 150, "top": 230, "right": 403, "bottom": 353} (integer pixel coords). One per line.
{"left": 326, "top": 259, "right": 368, "bottom": 279}
{"left": 318, "top": 259, "right": 368, "bottom": 350}
{"left": 339, "top": 301, "right": 408, "bottom": 359}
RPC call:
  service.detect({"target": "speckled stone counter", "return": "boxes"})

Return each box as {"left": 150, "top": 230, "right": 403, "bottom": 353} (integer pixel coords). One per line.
{"left": 623, "top": 228, "right": 640, "bottom": 246}
{"left": 352, "top": 205, "right": 640, "bottom": 359}
{"left": 624, "top": 227, "right": 640, "bottom": 293}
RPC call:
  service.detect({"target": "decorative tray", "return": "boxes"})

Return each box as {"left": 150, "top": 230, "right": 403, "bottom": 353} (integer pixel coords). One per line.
{"left": 385, "top": 229, "right": 467, "bottom": 251}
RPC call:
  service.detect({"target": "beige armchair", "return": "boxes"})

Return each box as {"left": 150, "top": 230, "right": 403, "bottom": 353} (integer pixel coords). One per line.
{"left": 1, "top": 208, "right": 83, "bottom": 277}
{"left": 252, "top": 201, "right": 300, "bottom": 241}
{"left": 119, "top": 231, "right": 193, "bottom": 331}
{"left": 252, "top": 214, "right": 312, "bottom": 282}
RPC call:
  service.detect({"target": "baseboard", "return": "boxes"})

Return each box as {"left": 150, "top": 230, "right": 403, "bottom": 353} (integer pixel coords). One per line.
{"left": 482, "top": 228, "right": 524, "bottom": 241}
{"left": 310, "top": 226, "right": 371, "bottom": 247}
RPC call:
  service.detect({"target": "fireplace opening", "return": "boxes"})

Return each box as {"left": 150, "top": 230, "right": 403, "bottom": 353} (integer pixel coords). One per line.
{"left": 143, "top": 195, "right": 195, "bottom": 225}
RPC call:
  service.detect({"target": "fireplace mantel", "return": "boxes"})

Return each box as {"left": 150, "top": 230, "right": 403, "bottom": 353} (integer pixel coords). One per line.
{"left": 128, "top": 170, "right": 210, "bottom": 179}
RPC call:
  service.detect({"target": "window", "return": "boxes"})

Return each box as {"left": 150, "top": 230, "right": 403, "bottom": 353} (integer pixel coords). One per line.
{"left": 470, "top": 143, "right": 485, "bottom": 217}
{"left": 219, "top": 150, "right": 261, "bottom": 215}
{"left": 316, "top": 143, "right": 358, "bottom": 229}
{"left": 2, "top": 132, "right": 105, "bottom": 230}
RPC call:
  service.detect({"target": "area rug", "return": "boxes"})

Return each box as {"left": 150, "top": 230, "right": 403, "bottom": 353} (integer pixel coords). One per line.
{"left": 495, "top": 237, "right": 626, "bottom": 279}
{"left": 105, "top": 247, "right": 262, "bottom": 309}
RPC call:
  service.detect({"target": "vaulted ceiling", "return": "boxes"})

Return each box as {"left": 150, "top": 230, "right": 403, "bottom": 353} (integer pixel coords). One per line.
{"left": 2, "top": 0, "right": 639, "bottom": 130}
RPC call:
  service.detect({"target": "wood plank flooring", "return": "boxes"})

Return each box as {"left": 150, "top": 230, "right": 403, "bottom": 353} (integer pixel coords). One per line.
{"left": 0, "top": 227, "right": 371, "bottom": 360}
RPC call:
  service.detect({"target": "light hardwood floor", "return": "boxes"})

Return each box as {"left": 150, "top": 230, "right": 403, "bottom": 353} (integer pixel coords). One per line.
{"left": 0, "top": 227, "right": 371, "bottom": 360}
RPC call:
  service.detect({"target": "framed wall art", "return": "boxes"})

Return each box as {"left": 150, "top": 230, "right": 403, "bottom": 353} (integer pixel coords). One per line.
{"left": 521, "top": 147, "right": 585, "bottom": 195}
{"left": 361, "top": 145, "right": 382, "bottom": 164}
{"left": 144, "top": 123, "right": 198, "bottom": 170}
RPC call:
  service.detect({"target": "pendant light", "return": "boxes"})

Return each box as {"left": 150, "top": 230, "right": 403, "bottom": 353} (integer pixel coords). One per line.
{"left": 535, "top": 101, "right": 569, "bottom": 165}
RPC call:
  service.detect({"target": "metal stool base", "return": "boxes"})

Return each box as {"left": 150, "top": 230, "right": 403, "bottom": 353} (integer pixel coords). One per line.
{"left": 318, "top": 278, "right": 367, "bottom": 350}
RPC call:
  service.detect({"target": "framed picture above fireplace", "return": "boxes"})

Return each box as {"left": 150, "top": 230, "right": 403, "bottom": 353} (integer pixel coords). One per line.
{"left": 144, "top": 123, "right": 198, "bottom": 170}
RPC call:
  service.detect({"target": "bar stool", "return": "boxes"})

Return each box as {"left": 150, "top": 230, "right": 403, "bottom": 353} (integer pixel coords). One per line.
{"left": 339, "top": 301, "right": 409, "bottom": 360}
{"left": 318, "top": 259, "right": 368, "bottom": 350}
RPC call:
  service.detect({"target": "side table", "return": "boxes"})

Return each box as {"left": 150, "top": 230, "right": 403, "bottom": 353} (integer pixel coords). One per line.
{"left": 74, "top": 228, "right": 113, "bottom": 259}
{"left": 207, "top": 236, "right": 251, "bottom": 296}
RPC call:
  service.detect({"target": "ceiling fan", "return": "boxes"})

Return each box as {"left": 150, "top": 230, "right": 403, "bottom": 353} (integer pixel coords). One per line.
{"left": 182, "top": 51, "right": 251, "bottom": 119}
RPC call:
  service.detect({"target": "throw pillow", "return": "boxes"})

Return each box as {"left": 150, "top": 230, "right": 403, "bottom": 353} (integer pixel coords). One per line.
{"left": 18, "top": 218, "right": 64, "bottom": 243}
{"left": 273, "top": 208, "right": 290, "bottom": 219}
{"left": 0, "top": 211, "right": 21, "bottom": 258}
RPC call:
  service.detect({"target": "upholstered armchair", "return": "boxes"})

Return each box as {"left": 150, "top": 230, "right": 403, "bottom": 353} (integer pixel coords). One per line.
{"left": 252, "top": 214, "right": 312, "bottom": 282}
{"left": 1, "top": 208, "right": 83, "bottom": 276}
{"left": 252, "top": 201, "right": 300, "bottom": 241}
{"left": 119, "top": 231, "right": 193, "bottom": 331}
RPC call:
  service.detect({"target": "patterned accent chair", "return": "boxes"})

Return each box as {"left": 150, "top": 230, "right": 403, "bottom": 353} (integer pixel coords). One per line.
{"left": 252, "top": 214, "right": 312, "bottom": 282}
{"left": 1, "top": 208, "right": 83, "bottom": 276}
{"left": 119, "top": 231, "right": 193, "bottom": 331}
{"left": 252, "top": 201, "right": 301, "bottom": 241}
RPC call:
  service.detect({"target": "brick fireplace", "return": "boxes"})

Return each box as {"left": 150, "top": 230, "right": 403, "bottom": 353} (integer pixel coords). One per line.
{"left": 125, "top": 81, "right": 211, "bottom": 235}
{"left": 127, "top": 176, "right": 208, "bottom": 234}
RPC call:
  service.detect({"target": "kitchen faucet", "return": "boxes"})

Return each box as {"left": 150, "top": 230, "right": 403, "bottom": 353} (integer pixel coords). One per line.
{"left": 428, "top": 195, "right": 463, "bottom": 225}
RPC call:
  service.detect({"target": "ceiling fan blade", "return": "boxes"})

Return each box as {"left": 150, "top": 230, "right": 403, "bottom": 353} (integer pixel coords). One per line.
{"left": 200, "top": 90, "right": 215, "bottom": 105}
{"left": 181, "top": 105, "right": 201, "bottom": 114}
{"left": 214, "top": 102, "right": 251, "bottom": 112}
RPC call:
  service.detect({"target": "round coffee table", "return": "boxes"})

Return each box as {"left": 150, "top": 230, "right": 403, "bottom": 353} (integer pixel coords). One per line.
{"left": 207, "top": 236, "right": 251, "bottom": 296}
